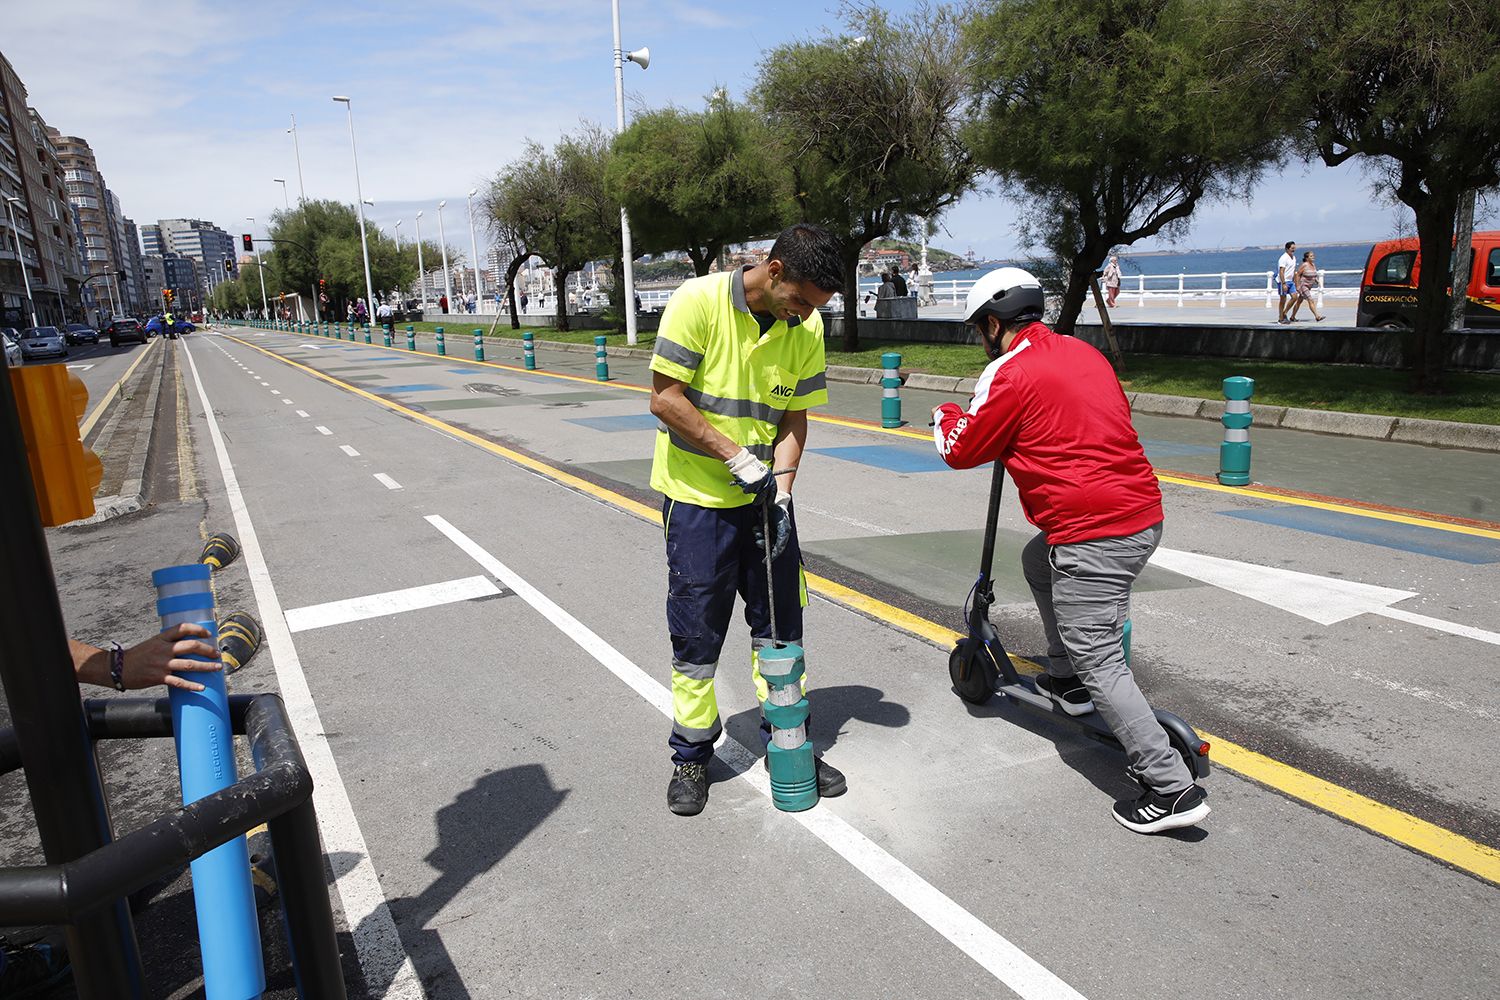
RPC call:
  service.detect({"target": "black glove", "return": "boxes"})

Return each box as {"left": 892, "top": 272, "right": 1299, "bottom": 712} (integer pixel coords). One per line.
{"left": 752, "top": 493, "right": 792, "bottom": 559}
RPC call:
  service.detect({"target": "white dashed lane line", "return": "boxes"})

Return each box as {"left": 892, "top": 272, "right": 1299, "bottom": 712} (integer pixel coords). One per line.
{"left": 374, "top": 474, "right": 401, "bottom": 490}
{"left": 296, "top": 410, "right": 309, "bottom": 418}
{"left": 340, "top": 445, "right": 360, "bottom": 457}
{"left": 316, "top": 426, "right": 332, "bottom": 436}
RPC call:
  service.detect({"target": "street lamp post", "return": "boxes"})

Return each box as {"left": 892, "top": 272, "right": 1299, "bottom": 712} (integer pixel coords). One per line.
{"left": 414, "top": 211, "right": 427, "bottom": 309}
{"left": 394, "top": 219, "right": 402, "bottom": 248}
{"left": 3, "top": 196, "right": 39, "bottom": 328}
{"left": 246, "top": 216, "right": 269, "bottom": 319}
{"left": 612, "top": 0, "right": 649, "bottom": 345}
{"left": 287, "top": 114, "right": 306, "bottom": 203}
{"left": 437, "top": 200, "right": 453, "bottom": 313}
{"left": 466, "top": 188, "right": 483, "bottom": 312}
{"left": 273, "top": 178, "right": 289, "bottom": 211}
{"left": 332, "top": 96, "right": 377, "bottom": 326}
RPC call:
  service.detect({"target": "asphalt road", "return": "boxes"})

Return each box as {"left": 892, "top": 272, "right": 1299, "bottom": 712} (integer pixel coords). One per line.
{"left": 10, "top": 326, "right": 1499, "bottom": 998}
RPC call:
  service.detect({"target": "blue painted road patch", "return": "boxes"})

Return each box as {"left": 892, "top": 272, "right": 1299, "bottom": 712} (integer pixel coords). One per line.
{"left": 1221, "top": 507, "right": 1500, "bottom": 564}
{"left": 810, "top": 445, "right": 952, "bottom": 474}
{"left": 380, "top": 383, "right": 448, "bottom": 393}
{"left": 1141, "top": 440, "right": 1218, "bottom": 459}
{"left": 565, "top": 413, "right": 661, "bottom": 432}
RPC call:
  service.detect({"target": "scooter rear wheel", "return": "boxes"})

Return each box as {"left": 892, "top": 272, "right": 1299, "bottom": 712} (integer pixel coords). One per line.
{"left": 949, "top": 643, "right": 997, "bottom": 705}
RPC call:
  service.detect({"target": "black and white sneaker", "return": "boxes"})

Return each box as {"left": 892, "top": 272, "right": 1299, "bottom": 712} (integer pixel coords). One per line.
{"left": 1113, "top": 784, "right": 1210, "bottom": 834}
{"left": 1034, "top": 672, "right": 1094, "bottom": 716}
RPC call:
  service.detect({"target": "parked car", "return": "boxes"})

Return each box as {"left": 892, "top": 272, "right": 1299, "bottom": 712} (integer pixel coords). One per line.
{"left": 2, "top": 328, "right": 21, "bottom": 367}
{"left": 18, "top": 326, "right": 68, "bottom": 360}
{"left": 63, "top": 322, "right": 99, "bottom": 345}
{"left": 1356, "top": 230, "right": 1500, "bottom": 330}
{"left": 108, "top": 317, "right": 147, "bottom": 347}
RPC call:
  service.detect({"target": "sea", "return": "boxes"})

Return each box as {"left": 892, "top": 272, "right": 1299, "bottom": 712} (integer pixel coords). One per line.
{"left": 873, "top": 242, "right": 1375, "bottom": 293}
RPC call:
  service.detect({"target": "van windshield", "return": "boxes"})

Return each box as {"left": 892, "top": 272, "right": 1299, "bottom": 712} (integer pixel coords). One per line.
{"left": 1373, "top": 251, "right": 1416, "bottom": 285}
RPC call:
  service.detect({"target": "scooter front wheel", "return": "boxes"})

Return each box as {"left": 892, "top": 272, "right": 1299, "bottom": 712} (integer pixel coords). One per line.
{"left": 949, "top": 642, "right": 997, "bottom": 705}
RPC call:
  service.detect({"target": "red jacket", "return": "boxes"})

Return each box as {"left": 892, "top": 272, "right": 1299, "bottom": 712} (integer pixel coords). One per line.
{"left": 933, "top": 322, "right": 1162, "bottom": 545}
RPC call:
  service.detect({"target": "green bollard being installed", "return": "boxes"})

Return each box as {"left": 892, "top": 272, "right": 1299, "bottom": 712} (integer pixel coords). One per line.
{"left": 523, "top": 331, "right": 536, "bottom": 370}
{"left": 759, "top": 644, "right": 817, "bottom": 812}
{"left": 436, "top": 326, "right": 446, "bottom": 355}
{"left": 406, "top": 325, "right": 415, "bottom": 351}
{"left": 473, "top": 329, "right": 484, "bottom": 362}
{"left": 594, "top": 335, "right": 609, "bottom": 380}
{"left": 1217, "top": 375, "right": 1255, "bottom": 486}
{"left": 880, "top": 351, "right": 903, "bottom": 428}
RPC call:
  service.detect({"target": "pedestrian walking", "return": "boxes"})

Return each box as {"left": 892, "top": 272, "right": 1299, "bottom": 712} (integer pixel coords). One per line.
{"left": 438, "top": 293, "right": 449, "bottom": 314}
{"left": 931, "top": 266, "right": 1210, "bottom": 835}
{"left": 1276, "top": 241, "right": 1297, "bottom": 323}
{"left": 1102, "top": 253, "right": 1122, "bottom": 308}
{"left": 520, "top": 292, "right": 529, "bottom": 312}
{"left": 1286, "top": 250, "right": 1326, "bottom": 322}
{"left": 648, "top": 223, "right": 848, "bottom": 817}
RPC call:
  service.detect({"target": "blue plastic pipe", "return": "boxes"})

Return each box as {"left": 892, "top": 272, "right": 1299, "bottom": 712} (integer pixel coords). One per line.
{"left": 153, "top": 564, "right": 265, "bottom": 999}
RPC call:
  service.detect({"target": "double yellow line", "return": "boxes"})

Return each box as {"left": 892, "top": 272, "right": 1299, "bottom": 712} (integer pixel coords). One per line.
{"left": 225, "top": 329, "right": 1500, "bottom": 885}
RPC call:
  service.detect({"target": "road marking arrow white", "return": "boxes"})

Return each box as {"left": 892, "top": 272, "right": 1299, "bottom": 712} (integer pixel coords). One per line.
{"left": 65, "top": 363, "right": 95, "bottom": 371}
{"left": 1150, "top": 547, "right": 1499, "bottom": 646}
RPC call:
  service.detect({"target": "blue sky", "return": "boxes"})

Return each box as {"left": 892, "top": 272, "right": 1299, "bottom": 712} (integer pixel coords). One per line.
{"left": 6, "top": 0, "right": 1474, "bottom": 265}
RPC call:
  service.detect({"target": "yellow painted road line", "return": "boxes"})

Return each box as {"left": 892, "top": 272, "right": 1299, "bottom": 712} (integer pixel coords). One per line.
{"left": 226, "top": 330, "right": 1500, "bottom": 886}
{"left": 79, "top": 337, "right": 160, "bottom": 439}
{"left": 242, "top": 326, "right": 1498, "bottom": 540}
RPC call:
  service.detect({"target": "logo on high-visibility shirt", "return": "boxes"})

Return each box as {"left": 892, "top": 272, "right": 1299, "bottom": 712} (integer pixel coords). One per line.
{"left": 770, "top": 384, "right": 793, "bottom": 397}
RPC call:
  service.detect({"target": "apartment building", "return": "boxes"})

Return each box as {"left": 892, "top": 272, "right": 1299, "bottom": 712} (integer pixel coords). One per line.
{"left": 51, "top": 129, "right": 129, "bottom": 322}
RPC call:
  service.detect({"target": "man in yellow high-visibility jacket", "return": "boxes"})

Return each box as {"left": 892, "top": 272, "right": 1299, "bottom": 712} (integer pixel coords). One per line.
{"left": 649, "top": 223, "right": 848, "bottom": 816}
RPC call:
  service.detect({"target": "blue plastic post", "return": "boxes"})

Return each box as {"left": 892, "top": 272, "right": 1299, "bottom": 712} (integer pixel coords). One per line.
{"left": 152, "top": 564, "right": 265, "bottom": 999}
{"left": 474, "top": 328, "right": 485, "bottom": 362}
{"left": 880, "top": 352, "right": 903, "bottom": 428}
{"left": 758, "top": 644, "right": 817, "bottom": 812}
{"left": 406, "top": 325, "right": 415, "bottom": 351}
{"left": 523, "top": 331, "right": 536, "bottom": 370}
{"left": 436, "top": 326, "right": 446, "bottom": 356}
{"left": 594, "top": 335, "right": 609, "bottom": 381}
{"left": 1217, "top": 376, "right": 1255, "bottom": 486}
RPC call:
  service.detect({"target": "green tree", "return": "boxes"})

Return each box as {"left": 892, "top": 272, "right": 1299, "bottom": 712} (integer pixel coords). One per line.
{"left": 758, "top": 2, "right": 975, "bottom": 350}
{"left": 1273, "top": 1, "right": 1500, "bottom": 392}
{"left": 964, "top": 0, "right": 1284, "bottom": 336}
{"left": 606, "top": 96, "right": 792, "bottom": 276}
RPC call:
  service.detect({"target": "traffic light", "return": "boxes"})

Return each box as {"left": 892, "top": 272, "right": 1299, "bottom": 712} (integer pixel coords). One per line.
{"left": 223, "top": 259, "right": 234, "bottom": 275}
{"left": 163, "top": 288, "right": 174, "bottom": 304}
{"left": 242, "top": 234, "right": 253, "bottom": 252}
{"left": 9, "top": 365, "right": 102, "bottom": 526}
{"left": 319, "top": 278, "right": 325, "bottom": 289}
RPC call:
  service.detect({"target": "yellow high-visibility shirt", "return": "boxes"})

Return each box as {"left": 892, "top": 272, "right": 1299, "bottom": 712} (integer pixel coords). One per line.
{"left": 649, "top": 268, "right": 828, "bottom": 508}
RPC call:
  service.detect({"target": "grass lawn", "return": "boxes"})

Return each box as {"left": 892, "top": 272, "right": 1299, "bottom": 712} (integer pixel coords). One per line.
{"left": 382, "top": 320, "right": 1500, "bottom": 426}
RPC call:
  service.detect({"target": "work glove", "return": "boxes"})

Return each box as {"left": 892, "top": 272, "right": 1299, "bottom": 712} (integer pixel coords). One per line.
{"left": 725, "top": 448, "right": 775, "bottom": 508}
{"left": 752, "top": 492, "right": 793, "bottom": 559}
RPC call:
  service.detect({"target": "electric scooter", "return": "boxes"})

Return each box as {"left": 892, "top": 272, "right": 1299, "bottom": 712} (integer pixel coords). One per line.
{"left": 948, "top": 461, "right": 1211, "bottom": 781}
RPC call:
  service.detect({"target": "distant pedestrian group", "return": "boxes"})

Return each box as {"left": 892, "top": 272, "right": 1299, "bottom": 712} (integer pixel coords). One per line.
{"left": 1277, "top": 241, "right": 1324, "bottom": 323}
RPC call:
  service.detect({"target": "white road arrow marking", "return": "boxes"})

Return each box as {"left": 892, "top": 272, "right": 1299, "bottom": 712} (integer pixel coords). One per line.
{"left": 65, "top": 363, "right": 96, "bottom": 371}
{"left": 1150, "top": 548, "right": 1499, "bottom": 646}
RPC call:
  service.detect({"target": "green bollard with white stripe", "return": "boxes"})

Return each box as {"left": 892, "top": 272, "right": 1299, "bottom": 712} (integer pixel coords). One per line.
{"left": 406, "top": 325, "right": 415, "bottom": 351}
{"left": 473, "top": 328, "right": 485, "bottom": 361}
{"left": 363, "top": 324, "right": 371, "bottom": 344}
{"left": 436, "top": 326, "right": 446, "bottom": 356}
{"left": 594, "top": 335, "right": 609, "bottom": 380}
{"left": 523, "top": 331, "right": 536, "bottom": 370}
{"left": 1217, "top": 376, "right": 1254, "bottom": 486}
{"left": 759, "top": 644, "right": 817, "bottom": 812}
{"left": 383, "top": 323, "right": 392, "bottom": 348}
{"left": 880, "top": 352, "right": 903, "bottom": 428}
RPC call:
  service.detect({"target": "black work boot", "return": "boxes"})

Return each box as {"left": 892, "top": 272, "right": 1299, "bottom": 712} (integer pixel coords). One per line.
{"left": 667, "top": 762, "right": 709, "bottom": 816}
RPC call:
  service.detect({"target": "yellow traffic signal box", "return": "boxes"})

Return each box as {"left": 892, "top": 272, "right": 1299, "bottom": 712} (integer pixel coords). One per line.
{"left": 9, "top": 366, "right": 101, "bottom": 526}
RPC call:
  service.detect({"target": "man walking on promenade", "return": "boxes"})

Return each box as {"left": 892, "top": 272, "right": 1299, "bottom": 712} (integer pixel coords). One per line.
{"left": 931, "top": 267, "right": 1210, "bottom": 834}
{"left": 648, "top": 223, "right": 848, "bottom": 816}
{"left": 1276, "top": 240, "right": 1297, "bottom": 323}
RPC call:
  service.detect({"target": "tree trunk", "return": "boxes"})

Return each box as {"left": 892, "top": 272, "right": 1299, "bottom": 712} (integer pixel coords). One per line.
{"left": 1054, "top": 257, "right": 1096, "bottom": 337}
{"left": 504, "top": 257, "right": 525, "bottom": 329}
{"left": 840, "top": 250, "right": 861, "bottom": 352}
{"left": 554, "top": 268, "right": 572, "bottom": 332}
{"left": 1409, "top": 194, "right": 1459, "bottom": 393}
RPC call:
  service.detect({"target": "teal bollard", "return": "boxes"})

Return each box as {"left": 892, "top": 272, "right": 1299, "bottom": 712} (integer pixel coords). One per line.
{"left": 594, "top": 335, "right": 609, "bottom": 380}
{"left": 474, "top": 328, "right": 485, "bottom": 362}
{"left": 880, "top": 351, "right": 903, "bottom": 428}
{"left": 436, "top": 326, "right": 446, "bottom": 355}
{"left": 1217, "top": 376, "right": 1255, "bottom": 486}
{"left": 523, "top": 331, "right": 536, "bottom": 370}
{"left": 383, "top": 323, "right": 392, "bottom": 348}
{"left": 406, "top": 325, "right": 415, "bottom": 351}
{"left": 363, "top": 324, "right": 371, "bottom": 344}
{"left": 758, "top": 644, "right": 817, "bottom": 812}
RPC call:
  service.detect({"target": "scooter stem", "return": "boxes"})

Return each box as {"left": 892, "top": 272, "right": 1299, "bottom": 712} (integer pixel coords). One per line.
{"left": 977, "top": 461, "right": 1006, "bottom": 585}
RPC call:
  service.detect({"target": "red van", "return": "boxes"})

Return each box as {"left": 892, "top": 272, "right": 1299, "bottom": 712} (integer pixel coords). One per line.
{"left": 1356, "top": 230, "right": 1500, "bottom": 329}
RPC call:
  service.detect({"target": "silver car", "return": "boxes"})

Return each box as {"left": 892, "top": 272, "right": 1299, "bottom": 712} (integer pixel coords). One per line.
{"left": 18, "top": 326, "right": 69, "bottom": 360}
{"left": 1, "top": 327, "right": 21, "bottom": 367}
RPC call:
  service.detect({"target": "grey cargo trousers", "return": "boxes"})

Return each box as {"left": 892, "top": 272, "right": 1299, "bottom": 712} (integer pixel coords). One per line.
{"left": 1021, "top": 522, "right": 1193, "bottom": 794}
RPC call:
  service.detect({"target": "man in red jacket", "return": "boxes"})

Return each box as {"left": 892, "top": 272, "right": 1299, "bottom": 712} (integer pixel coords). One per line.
{"left": 931, "top": 267, "right": 1209, "bottom": 834}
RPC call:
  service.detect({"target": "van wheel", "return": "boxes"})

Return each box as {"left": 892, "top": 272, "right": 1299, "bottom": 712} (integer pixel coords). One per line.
{"left": 1375, "top": 318, "right": 1411, "bottom": 331}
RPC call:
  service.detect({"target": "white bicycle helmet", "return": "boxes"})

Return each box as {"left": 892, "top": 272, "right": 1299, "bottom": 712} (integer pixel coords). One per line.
{"left": 963, "top": 266, "right": 1045, "bottom": 326}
